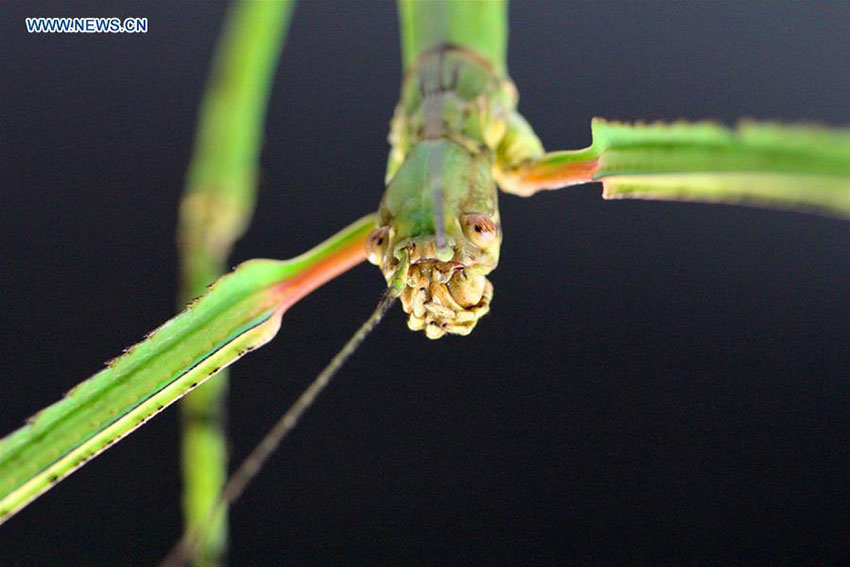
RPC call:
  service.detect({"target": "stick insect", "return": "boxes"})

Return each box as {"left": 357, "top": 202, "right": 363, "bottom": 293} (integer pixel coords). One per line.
{"left": 1, "top": 0, "right": 848, "bottom": 564}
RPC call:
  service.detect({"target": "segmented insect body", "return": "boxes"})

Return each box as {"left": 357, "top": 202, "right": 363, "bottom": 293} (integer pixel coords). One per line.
{"left": 368, "top": 44, "right": 544, "bottom": 338}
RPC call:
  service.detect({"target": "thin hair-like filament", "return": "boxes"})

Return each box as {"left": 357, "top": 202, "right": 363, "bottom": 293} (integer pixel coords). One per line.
{"left": 162, "top": 283, "right": 403, "bottom": 566}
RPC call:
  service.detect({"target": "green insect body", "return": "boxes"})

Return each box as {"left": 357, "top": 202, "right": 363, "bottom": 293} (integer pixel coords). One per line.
{"left": 369, "top": 44, "right": 544, "bottom": 338}
{"left": 373, "top": 0, "right": 850, "bottom": 341}
{"left": 3, "top": 0, "right": 850, "bottom": 531}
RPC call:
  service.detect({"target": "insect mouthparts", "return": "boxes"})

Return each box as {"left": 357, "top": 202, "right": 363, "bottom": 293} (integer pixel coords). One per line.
{"left": 401, "top": 264, "right": 493, "bottom": 339}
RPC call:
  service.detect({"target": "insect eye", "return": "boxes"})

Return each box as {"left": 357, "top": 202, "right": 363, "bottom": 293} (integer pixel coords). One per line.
{"left": 461, "top": 214, "right": 498, "bottom": 246}
{"left": 366, "top": 226, "right": 389, "bottom": 265}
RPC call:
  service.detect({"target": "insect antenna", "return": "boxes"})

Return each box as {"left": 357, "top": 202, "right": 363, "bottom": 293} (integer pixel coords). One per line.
{"left": 161, "top": 261, "right": 408, "bottom": 566}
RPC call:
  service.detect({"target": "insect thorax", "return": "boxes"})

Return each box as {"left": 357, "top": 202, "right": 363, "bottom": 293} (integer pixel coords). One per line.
{"left": 385, "top": 44, "right": 519, "bottom": 184}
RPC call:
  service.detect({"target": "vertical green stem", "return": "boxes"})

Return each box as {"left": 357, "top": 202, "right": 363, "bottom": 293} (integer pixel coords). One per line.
{"left": 177, "top": 1, "right": 295, "bottom": 564}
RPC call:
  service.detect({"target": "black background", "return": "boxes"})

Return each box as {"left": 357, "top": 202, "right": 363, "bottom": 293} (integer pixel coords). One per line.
{"left": 2, "top": 1, "right": 849, "bottom": 564}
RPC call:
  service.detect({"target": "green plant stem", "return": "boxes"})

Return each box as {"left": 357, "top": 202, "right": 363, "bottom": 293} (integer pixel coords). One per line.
{"left": 177, "top": 1, "right": 295, "bottom": 564}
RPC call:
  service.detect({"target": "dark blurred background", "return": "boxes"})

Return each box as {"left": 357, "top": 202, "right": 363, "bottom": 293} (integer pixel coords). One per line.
{"left": 1, "top": 1, "right": 849, "bottom": 564}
